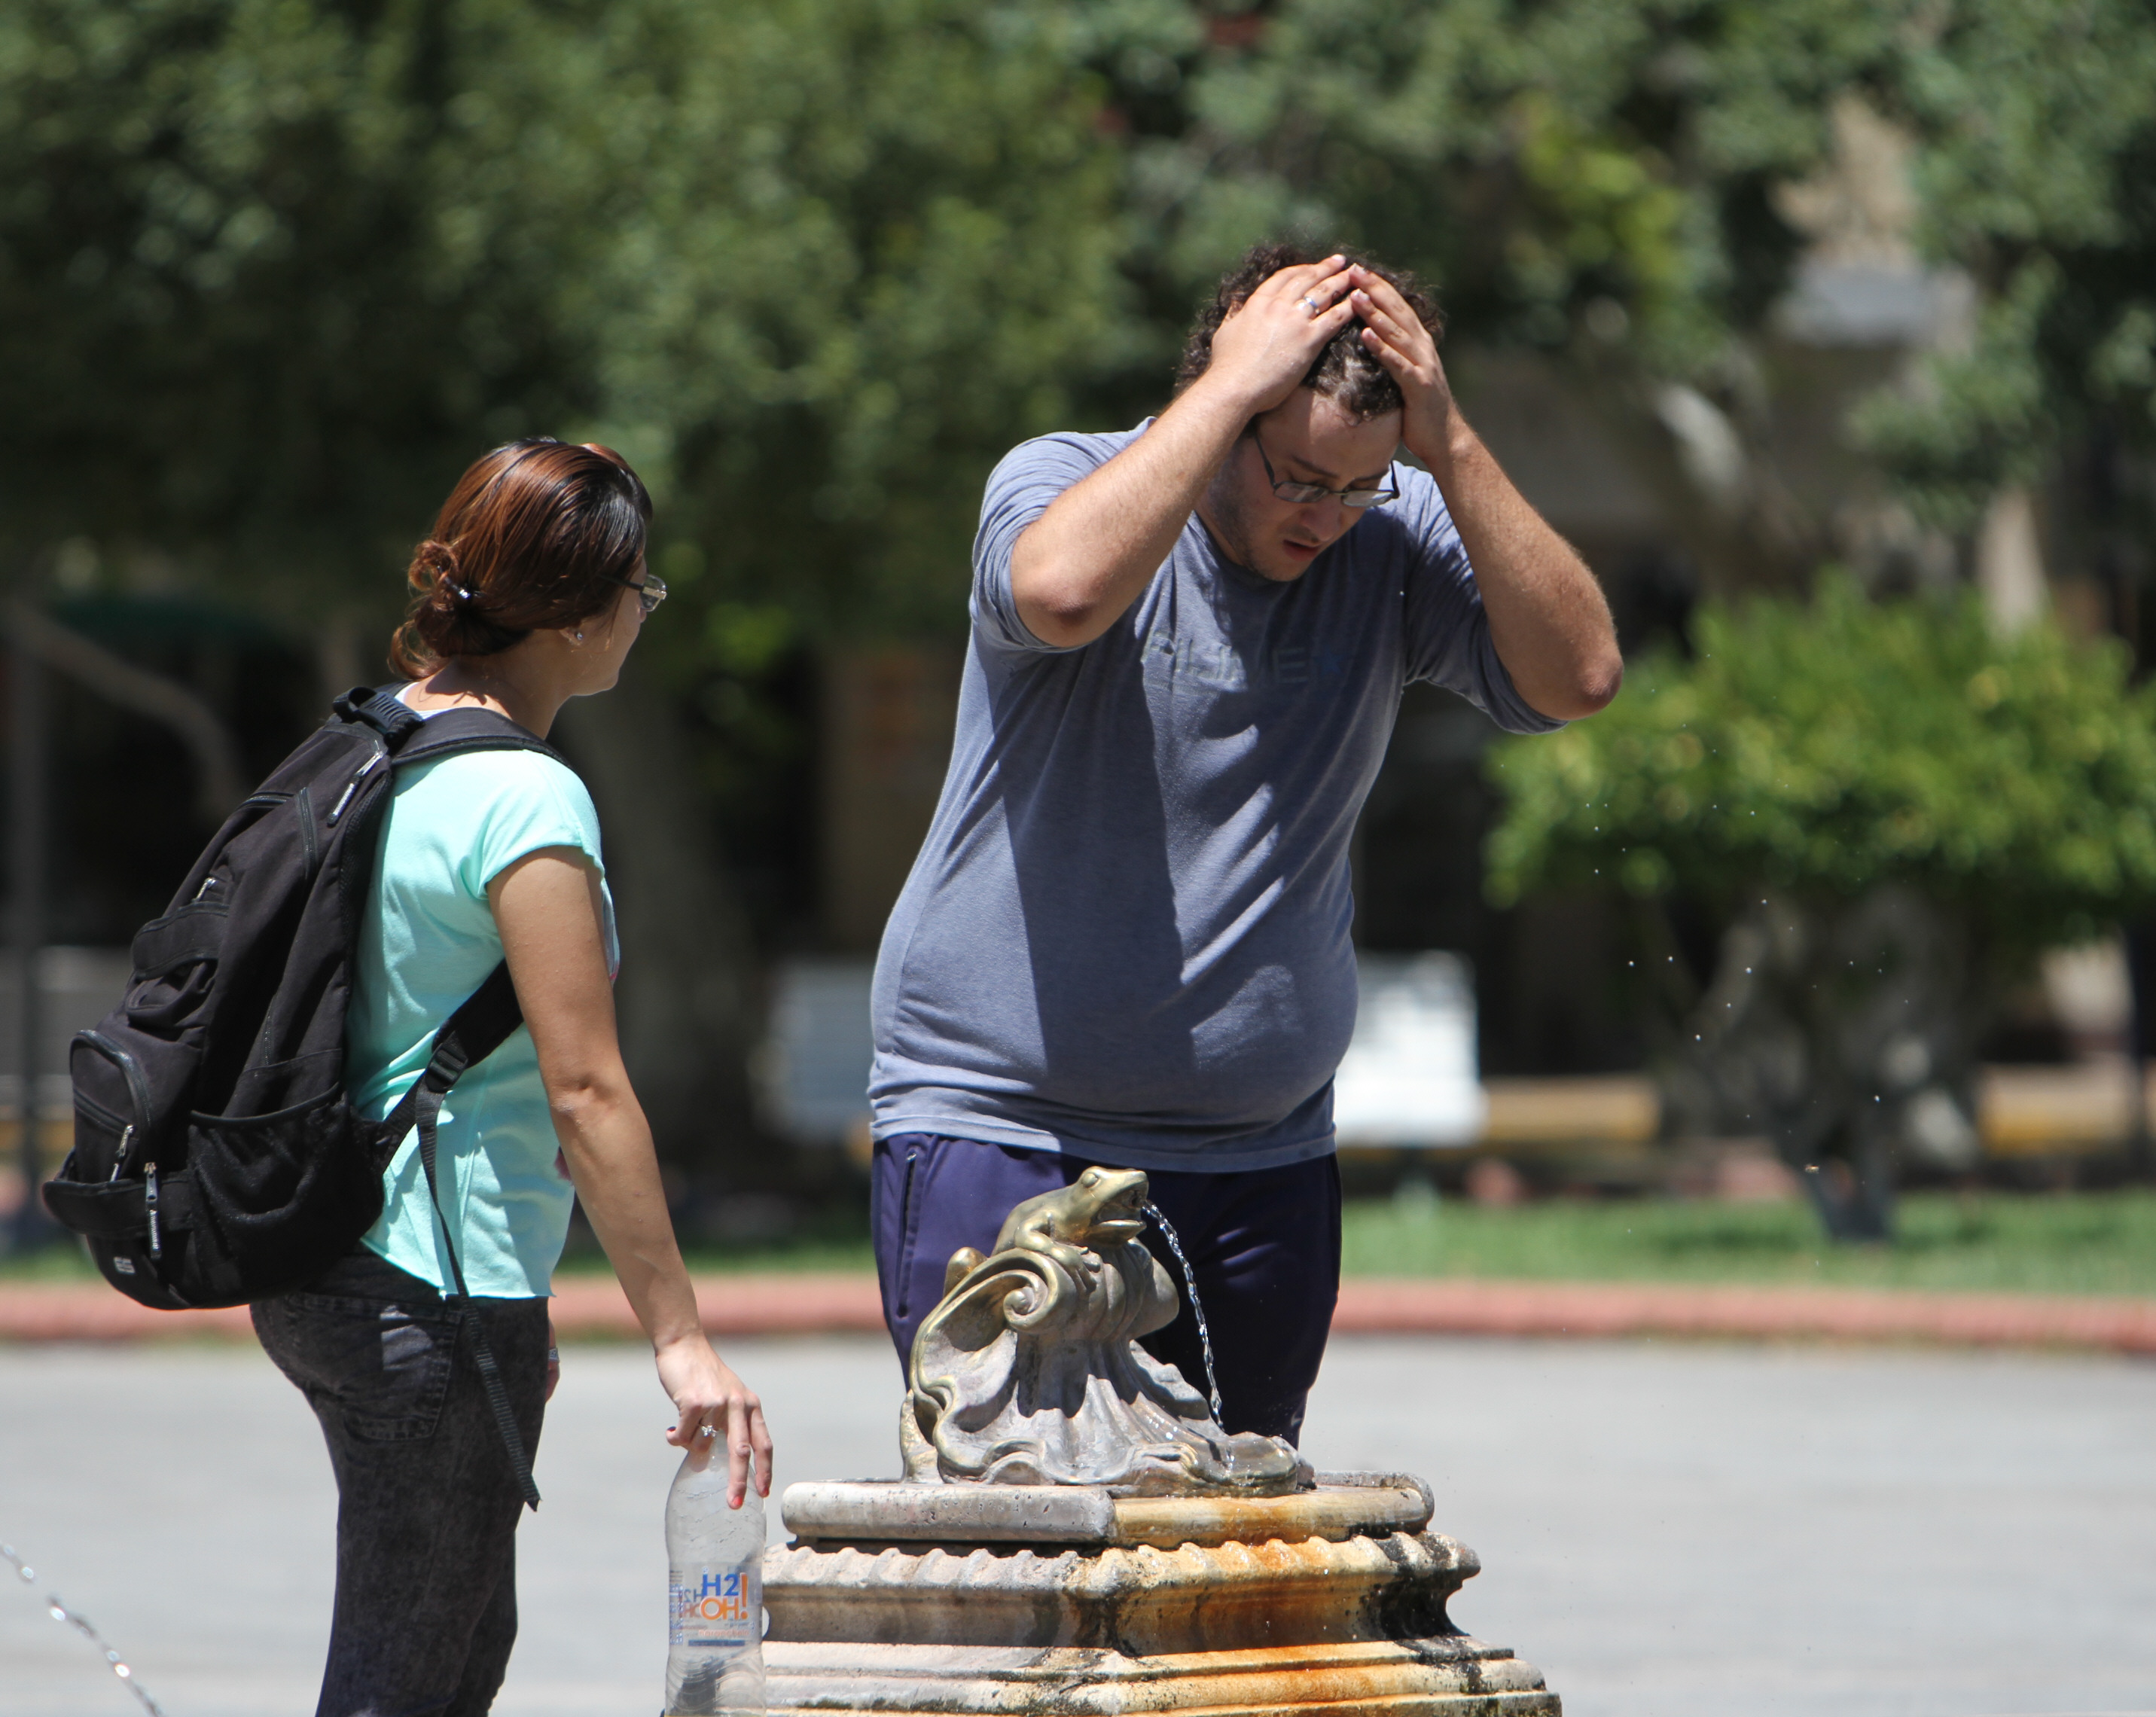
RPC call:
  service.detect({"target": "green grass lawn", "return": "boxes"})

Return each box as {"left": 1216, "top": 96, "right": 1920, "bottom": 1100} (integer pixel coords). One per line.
{"left": 8, "top": 1189, "right": 2154, "bottom": 1297}
{"left": 1338, "top": 1187, "right": 2156, "bottom": 1297}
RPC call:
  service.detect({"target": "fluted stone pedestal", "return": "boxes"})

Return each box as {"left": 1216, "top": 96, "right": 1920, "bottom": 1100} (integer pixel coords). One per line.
{"left": 761, "top": 1473, "right": 1560, "bottom": 1715}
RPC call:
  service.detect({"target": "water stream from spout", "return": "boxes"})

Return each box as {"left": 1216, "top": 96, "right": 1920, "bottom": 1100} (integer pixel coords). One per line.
{"left": 4, "top": 1538, "right": 166, "bottom": 1715}
{"left": 1139, "top": 1201, "right": 1224, "bottom": 1425}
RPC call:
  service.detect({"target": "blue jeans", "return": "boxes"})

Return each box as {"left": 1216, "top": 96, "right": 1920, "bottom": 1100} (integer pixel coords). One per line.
{"left": 872, "top": 1134, "right": 1341, "bottom": 1444}
{"left": 253, "top": 1250, "right": 549, "bottom": 1717}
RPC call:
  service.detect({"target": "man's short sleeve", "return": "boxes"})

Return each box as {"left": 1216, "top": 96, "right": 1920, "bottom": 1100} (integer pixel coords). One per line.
{"left": 970, "top": 430, "right": 1129, "bottom": 654}
{"left": 1394, "top": 469, "right": 1566, "bottom": 737}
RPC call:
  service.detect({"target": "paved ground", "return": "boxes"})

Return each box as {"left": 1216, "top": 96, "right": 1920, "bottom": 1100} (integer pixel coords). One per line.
{"left": 2, "top": 1334, "right": 2151, "bottom": 1717}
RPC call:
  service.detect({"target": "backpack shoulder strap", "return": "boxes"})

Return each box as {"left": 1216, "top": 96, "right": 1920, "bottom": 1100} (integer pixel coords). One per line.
{"left": 377, "top": 960, "right": 525, "bottom": 1146}
{"left": 393, "top": 707, "right": 572, "bottom": 773}
{"left": 377, "top": 958, "right": 541, "bottom": 1511}
{"left": 334, "top": 684, "right": 426, "bottom": 746}
{"left": 331, "top": 684, "right": 576, "bottom": 776}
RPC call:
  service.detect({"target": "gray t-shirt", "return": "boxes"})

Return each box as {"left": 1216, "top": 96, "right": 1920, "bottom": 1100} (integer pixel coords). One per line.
{"left": 868, "top": 423, "right": 1561, "bottom": 1172}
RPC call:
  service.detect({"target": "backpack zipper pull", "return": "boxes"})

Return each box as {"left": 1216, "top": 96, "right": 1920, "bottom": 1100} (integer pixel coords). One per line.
{"left": 325, "top": 752, "right": 383, "bottom": 827}
{"left": 145, "top": 1163, "right": 162, "bottom": 1258}
{"left": 108, "top": 1124, "right": 136, "bottom": 1183}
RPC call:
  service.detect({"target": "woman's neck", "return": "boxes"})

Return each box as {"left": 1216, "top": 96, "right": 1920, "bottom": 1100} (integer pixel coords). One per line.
{"left": 403, "top": 648, "right": 564, "bottom": 737}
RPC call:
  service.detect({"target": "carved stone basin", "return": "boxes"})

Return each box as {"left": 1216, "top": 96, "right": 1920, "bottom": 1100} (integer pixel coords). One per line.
{"left": 763, "top": 1472, "right": 1560, "bottom": 1715}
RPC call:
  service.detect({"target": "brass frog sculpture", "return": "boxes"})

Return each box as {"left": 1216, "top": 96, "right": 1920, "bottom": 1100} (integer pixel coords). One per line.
{"left": 901, "top": 1167, "right": 1306, "bottom": 1495}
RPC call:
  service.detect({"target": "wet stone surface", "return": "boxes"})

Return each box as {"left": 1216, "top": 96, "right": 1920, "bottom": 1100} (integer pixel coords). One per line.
{"left": 778, "top": 1471, "right": 1433, "bottom": 1548}
{"left": 764, "top": 1475, "right": 1558, "bottom": 1714}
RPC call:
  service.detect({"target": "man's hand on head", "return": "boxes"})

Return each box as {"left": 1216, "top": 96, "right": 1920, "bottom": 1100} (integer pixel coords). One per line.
{"left": 1195, "top": 256, "right": 1360, "bottom": 419}
{"left": 1009, "top": 254, "right": 1377, "bottom": 649}
{"left": 1340, "top": 264, "right": 1621, "bottom": 718}
{"left": 1347, "top": 266, "right": 1460, "bottom": 469}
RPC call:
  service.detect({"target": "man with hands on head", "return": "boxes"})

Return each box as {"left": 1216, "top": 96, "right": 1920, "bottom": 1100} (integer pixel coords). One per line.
{"left": 868, "top": 242, "right": 1621, "bottom": 1445}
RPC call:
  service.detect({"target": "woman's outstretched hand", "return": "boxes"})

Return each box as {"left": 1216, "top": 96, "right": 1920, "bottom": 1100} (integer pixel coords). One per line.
{"left": 660, "top": 1334, "right": 773, "bottom": 1508}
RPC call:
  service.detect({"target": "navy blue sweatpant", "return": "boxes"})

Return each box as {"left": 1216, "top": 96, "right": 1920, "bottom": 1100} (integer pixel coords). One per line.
{"left": 871, "top": 1133, "right": 1340, "bottom": 1445}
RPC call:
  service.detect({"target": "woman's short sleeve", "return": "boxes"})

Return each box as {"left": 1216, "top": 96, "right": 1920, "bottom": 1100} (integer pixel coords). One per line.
{"left": 448, "top": 752, "right": 608, "bottom": 901}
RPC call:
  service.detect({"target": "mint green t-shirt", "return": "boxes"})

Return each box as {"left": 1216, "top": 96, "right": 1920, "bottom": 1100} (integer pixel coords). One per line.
{"left": 349, "top": 745, "right": 618, "bottom": 1299}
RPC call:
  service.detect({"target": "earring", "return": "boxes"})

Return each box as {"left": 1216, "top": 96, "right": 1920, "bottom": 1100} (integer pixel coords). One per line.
{"left": 574, "top": 630, "right": 584, "bottom": 643}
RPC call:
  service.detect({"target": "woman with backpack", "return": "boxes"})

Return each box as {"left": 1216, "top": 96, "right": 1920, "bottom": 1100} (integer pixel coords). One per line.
{"left": 250, "top": 438, "right": 771, "bottom": 1715}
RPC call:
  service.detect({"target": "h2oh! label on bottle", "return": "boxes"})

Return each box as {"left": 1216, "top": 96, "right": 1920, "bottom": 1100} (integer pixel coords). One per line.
{"left": 669, "top": 1566, "right": 760, "bottom": 1651}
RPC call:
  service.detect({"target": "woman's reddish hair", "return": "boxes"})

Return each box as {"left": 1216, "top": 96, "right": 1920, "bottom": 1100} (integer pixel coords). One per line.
{"left": 390, "top": 438, "right": 652, "bottom": 679}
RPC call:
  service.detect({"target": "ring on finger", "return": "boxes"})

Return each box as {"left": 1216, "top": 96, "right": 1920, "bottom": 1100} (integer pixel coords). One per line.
{"left": 1300, "top": 294, "right": 1322, "bottom": 317}
{"left": 697, "top": 1421, "right": 717, "bottom": 1438}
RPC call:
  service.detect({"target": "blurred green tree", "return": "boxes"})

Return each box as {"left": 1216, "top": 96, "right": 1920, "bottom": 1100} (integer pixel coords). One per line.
{"left": 1486, "top": 578, "right": 2156, "bottom": 1235}
{"left": 0, "top": 0, "right": 1131, "bottom": 615}
{"left": 0, "top": 0, "right": 587, "bottom": 613}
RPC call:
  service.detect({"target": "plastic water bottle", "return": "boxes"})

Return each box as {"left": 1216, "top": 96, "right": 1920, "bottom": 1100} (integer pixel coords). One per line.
{"left": 663, "top": 1442, "right": 765, "bottom": 1716}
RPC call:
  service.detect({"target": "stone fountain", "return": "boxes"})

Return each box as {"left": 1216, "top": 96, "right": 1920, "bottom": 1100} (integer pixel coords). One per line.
{"left": 762, "top": 1167, "right": 1560, "bottom": 1714}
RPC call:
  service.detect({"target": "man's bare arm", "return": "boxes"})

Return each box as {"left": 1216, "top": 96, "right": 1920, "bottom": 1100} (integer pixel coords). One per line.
{"left": 1420, "top": 419, "right": 1624, "bottom": 720}
{"left": 1352, "top": 268, "right": 1623, "bottom": 720}
{"left": 1011, "top": 257, "right": 1357, "bottom": 648}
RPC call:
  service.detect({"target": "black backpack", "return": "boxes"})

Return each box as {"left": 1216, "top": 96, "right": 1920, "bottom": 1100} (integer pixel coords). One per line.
{"left": 44, "top": 685, "right": 567, "bottom": 1505}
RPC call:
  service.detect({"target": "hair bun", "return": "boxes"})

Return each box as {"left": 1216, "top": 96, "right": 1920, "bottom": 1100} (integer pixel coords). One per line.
{"left": 411, "top": 540, "right": 470, "bottom": 610}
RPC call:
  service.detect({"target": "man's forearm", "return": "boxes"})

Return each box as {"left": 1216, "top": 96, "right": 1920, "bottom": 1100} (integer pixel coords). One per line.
{"left": 1421, "top": 417, "right": 1623, "bottom": 721}
{"left": 1011, "top": 380, "right": 1252, "bottom": 648}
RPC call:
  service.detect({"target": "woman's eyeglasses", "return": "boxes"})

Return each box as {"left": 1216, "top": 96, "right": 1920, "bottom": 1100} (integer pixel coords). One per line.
{"left": 606, "top": 571, "right": 669, "bottom": 615}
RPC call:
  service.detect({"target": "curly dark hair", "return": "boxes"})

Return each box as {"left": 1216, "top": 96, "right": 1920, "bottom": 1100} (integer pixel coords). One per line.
{"left": 1175, "top": 241, "right": 1443, "bottom": 423}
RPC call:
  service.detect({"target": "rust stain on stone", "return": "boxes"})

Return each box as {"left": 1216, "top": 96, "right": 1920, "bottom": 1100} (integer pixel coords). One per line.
{"left": 765, "top": 1514, "right": 1560, "bottom": 1714}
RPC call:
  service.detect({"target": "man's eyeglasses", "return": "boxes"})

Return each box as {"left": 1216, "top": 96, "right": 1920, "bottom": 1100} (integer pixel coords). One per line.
{"left": 1255, "top": 434, "right": 1398, "bottom": 508}
{"left": 606, "top": 571, "right": 669, "bottom": 615}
